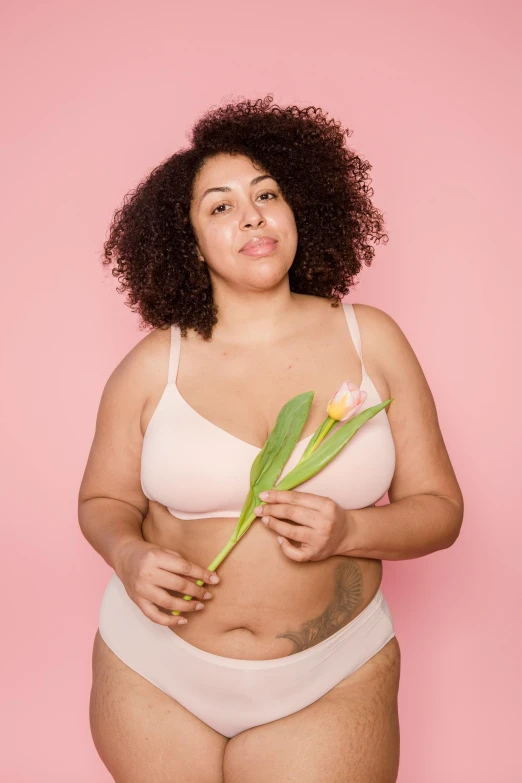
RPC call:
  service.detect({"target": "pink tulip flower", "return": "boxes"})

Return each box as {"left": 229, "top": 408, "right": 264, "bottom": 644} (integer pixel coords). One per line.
{"left": 327, "top": 380, "right": 367, "bottom": 422}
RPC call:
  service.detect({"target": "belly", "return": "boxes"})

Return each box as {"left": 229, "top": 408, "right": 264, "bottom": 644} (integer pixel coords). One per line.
{"left": 142, "top": 511, "right": 383, "bottom": 660}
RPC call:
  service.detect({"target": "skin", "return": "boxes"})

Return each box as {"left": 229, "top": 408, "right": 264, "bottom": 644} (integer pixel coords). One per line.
{"left": 89, "top": 152, "right": 407, "bottom": 781}
{"left": 274, "top": 557, "right": 364, "bottom": 652}
{"left": 189, "top": 152, "right": 301, "bottom": 346}
{"left": 140, "top": 153, "right": 386, "bottom": 660}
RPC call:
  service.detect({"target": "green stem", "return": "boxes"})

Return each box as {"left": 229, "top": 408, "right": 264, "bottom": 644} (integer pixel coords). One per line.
{"left": 171, "top": 511, "right": 257, "bottom": 615}
{"left": 171, "top": 416, "right": 339, "bottom": 615}
{"left": 299, "top": 415, "right": 337, "bottom": 462}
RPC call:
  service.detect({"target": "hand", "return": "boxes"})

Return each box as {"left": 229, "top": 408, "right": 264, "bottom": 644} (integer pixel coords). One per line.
{"left": 114, "top": 539, "right": 219, "bottom": 627}
{"left": 253, "top": 489, "right": 353, "bottom": 562}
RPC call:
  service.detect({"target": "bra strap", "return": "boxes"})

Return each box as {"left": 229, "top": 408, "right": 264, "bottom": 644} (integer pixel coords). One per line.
{"left": 342, "top": 302, "right": 368, "bottom": 379}
{"left": 167, "top": 324, "right": 181, "bottom": 385}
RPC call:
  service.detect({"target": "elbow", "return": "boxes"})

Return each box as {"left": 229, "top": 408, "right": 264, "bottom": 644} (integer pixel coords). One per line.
{"left": 440, "top": 524, "right": 462, "bottom": 550}
{"left": 440, "top": 496, "right": 464, "bottom": 550}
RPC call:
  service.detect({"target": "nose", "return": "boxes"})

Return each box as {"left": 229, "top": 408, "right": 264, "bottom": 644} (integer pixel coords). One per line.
{"left": 242, "top": 217, "right": 265, "bottom": 229}
{"left": 240, "top": 204, "right": 266, "bottom": 229}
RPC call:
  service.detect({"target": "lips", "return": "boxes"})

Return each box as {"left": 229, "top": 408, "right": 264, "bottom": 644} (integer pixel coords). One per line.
{"left": 240, "top": 236, "right": 278, "bottom": 252}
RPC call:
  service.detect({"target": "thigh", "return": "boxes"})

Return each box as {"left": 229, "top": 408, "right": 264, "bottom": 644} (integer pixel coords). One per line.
{"left": 223, "top": 636, "right": 401, "bottom": 783}
{"left": 90, "top": 630, "right": 229, "bottom": 783}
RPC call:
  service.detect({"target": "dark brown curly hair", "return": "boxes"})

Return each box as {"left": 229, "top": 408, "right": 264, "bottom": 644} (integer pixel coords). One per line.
{"left": 101, "top": 94, "right": 389, "bottom": 340}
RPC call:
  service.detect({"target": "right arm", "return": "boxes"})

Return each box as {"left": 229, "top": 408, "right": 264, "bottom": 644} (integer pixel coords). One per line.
{"left": 77, "top": 331, "right": 218, "bottom": 625}
{"left": 77, "top": 337, "right": 150, "bottom": 576}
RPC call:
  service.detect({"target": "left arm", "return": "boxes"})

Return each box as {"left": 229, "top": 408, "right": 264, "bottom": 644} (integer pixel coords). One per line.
{"left": 340, "top": 494, "right": 463, "bottom": 560}
{"left": 254, "top": 305, "right": 464, "bottom": 563}
{"left": 340, "top": 304, "right": 464, "bottom": 560}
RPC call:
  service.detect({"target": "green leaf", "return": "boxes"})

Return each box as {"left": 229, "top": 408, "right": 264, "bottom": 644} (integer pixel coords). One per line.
{"left": 233, "top": 391, "right": 314, "bottom": 536}
{"left": 275, "top": 399, "right": 394, "bottom": 491}
{"left": 248, "top": 435, "right": 270, "bottom": 488}
{"left": 254, "top": 391, "right": 314, "bottom": 487}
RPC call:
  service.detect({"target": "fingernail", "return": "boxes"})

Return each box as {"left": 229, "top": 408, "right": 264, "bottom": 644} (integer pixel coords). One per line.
{"left": 259, "top": 491, "right": 269, "bottom": 499}
{"left": 196, "top": 603, "right": 205, "bottom": 610}
{"left": 204, "top": 592, "right": 212, "bottom": 599}
{"left": 210, "top": 575, "right": 220, "bottom": 583}
{"left": 277, "top": 536, "right": 284, "bottom": 544}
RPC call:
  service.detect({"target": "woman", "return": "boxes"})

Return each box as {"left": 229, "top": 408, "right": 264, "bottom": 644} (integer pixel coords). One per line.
{"left": 79, "top": 95, "right": 464, "bottom": 782}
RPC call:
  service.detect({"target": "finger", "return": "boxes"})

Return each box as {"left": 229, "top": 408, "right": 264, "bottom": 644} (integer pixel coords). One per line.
{"left": 135, "top": 596, "right": 190, "bottom": 626}
{"left": 257, "top": 503, "right": 317, "bottom": 528}
{"left": 260, "top": 515, "right": 310, "bottom": 543}
{"left": 155, "top": 549, "right": 220, "bottom": 585}
{"left": 151, "top": 569, "right": 214, "bottom": 602}
{"left": 257, "top": 489, "right": 327, "bottom": 511}
{"left": 277, "top": 536, "right": 308, "bottom": 561}
{"left": 145, "top": 584, "right": 208, "bottom": 614}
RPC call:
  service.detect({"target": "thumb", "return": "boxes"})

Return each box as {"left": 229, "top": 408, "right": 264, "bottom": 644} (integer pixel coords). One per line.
{"left": 277, "top": 536, "right": 302, "bottom": 561}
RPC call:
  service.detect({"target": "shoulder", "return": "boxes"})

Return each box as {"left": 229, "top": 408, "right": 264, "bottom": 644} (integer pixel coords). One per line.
{"left": 351, "top": 303, "right": 419, "bottom": 385}
{"left": 104, "top": 325, "right": 172, "bottom": 402}
{"left": 351, "top": 302, "right": 403, "bottom": 344}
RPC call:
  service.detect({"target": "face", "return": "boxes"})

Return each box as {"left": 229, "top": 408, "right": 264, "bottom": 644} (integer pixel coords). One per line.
{"left": 189, "top": 153, "right": 298, "bottom": 292}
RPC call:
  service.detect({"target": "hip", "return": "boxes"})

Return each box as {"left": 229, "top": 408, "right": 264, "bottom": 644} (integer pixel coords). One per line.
{"left": 98, "top": 572, "right": 396, "bottom": 737}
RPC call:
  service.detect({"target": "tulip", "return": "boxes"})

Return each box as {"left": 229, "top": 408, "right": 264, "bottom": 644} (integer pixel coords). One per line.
{"left": 299, "top": 380, "right": 368, "bottom": 462}
{"left": 171, "top": 382, "right": 393, "bottom": 614}
{"left": 328, "top": 380, "right": 367, "bottom": 421}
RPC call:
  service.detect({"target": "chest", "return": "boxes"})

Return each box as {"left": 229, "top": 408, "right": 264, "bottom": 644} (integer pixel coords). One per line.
{"left": 140, "top": 302, "right": 396, "bottom": 519}
{"left": 141, "top": 370, "right": 395, "bottom": 519}
{"left": 172, "top": 330, "right": 387, "bottom": 450}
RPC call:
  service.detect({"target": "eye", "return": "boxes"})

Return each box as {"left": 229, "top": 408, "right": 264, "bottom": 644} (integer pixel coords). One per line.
{"left": 211, "top": 191, "right": 277, "bottom": 215}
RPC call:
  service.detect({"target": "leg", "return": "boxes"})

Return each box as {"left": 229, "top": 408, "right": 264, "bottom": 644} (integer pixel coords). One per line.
{"left": 90, "top": 630, "right": 229, "bottom": 783}
{"left": 223, "top": 636, "right": 401, "bottom": 783}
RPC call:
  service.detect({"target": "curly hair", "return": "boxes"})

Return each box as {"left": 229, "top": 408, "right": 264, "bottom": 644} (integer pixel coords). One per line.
{"left": 101, "top": 94, "right": 389, "bottom": 340}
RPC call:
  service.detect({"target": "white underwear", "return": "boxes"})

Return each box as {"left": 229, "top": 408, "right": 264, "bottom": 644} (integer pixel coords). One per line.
{"left": 98, "top": 573, "right": 395, "bottom": 739}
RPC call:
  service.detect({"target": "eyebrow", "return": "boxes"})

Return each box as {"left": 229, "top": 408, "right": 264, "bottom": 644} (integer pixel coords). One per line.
{"left": 198, "top": 174, "right": 276, "bottom": 208}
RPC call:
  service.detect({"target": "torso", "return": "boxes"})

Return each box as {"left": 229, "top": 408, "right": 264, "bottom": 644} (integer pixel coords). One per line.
{"left": 140, "top": 294, "right": 392, "bottom": 660}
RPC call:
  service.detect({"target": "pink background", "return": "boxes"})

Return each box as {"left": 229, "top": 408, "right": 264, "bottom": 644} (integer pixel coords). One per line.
{"left": 2, "top": 1, "right": 520, "bottom": 780}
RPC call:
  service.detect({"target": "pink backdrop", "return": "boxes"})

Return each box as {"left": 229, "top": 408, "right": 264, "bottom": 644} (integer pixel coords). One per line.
{"left": 2, "top": 1, "right": 520, "bottom": 780}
